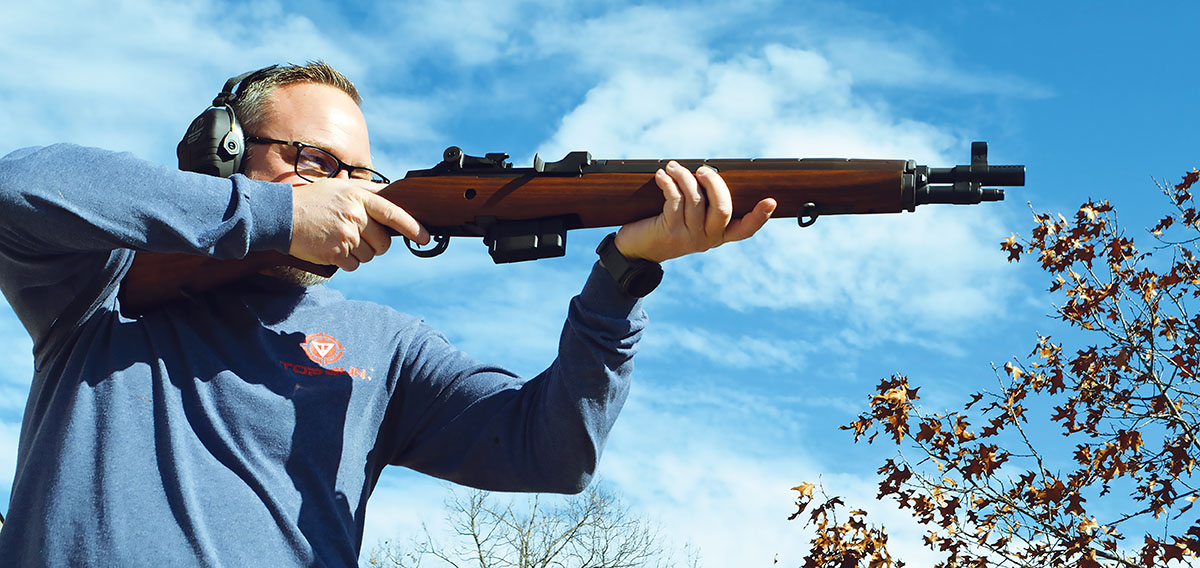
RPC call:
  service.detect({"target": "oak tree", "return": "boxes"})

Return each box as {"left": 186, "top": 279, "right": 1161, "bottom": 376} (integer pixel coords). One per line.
{"left": 793, "top": 169, "right": 1200, "bottom": 567}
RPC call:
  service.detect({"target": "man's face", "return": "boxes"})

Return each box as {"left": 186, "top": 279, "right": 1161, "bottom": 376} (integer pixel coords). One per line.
{"left": 241, "top": 82, "right": 375, "bottom": 185}
{"left": 241, "top": 82, "right": 375, "bottom": 285}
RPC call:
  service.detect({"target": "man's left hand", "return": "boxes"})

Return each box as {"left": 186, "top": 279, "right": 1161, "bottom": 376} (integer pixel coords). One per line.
{"left": 613, "top": 161, "right": 776, "bottom": 262}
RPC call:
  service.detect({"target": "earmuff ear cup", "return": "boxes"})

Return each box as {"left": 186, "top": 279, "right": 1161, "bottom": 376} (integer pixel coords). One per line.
{"left": 176, "top": 65, "right": 275, "bottom": 179}
{"left": 177, "top": 105, "right": 244, "bottom": 178}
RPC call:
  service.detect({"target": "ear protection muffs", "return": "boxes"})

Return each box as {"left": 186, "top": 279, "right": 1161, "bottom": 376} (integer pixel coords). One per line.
{"left": 177, "top": 65, "right": 277, "bottom": 178}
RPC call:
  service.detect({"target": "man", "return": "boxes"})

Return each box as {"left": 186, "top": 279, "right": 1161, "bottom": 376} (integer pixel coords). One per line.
{"left": 0, "top": 62, "right": 775, "bottom": 566}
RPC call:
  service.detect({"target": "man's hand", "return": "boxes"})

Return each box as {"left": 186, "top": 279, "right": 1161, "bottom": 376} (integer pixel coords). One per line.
{"left": 289, "top": 178, "right": 429, "bottom": 271}
{"left": 614, "top": 161, "right": 776, "bottom": 262}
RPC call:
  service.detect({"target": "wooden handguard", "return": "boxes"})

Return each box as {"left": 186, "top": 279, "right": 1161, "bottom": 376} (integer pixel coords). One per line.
{"left": 383, "top": 161, "right": 913, "bottom": 234}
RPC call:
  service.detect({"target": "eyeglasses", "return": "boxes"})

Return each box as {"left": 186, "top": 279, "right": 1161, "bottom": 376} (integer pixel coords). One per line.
{"left": 246, "top": 135, "right": 390, "bottom": 184}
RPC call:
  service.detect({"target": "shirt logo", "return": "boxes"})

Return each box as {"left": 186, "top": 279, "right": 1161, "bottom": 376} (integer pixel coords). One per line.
{"left": 301, "top": 332, "right": 345, "bottom": 365}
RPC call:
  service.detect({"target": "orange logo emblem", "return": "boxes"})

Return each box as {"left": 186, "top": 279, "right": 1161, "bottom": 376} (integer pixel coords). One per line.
{"left": 301, "top": 332, "right": 344, "bottom": 365}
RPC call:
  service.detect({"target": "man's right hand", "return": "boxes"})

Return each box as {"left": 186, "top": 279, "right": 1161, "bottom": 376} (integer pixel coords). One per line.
{"left": 289, "top": 178, "right": 430, "bottom": 271}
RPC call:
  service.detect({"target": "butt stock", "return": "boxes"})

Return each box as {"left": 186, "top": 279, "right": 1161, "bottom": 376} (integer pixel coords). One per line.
{"left": 118, "top": 251, "right": 336, "bottom": 316}
{"left": 118, "top": 142, "right": 1023, "bottom": 316}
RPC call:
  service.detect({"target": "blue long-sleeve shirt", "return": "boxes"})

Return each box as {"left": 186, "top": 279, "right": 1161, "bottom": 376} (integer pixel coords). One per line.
{"left": 0, "top": 144, "right": 643, "bottom": 567}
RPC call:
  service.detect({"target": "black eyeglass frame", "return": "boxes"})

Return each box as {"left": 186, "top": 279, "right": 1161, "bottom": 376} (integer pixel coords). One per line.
{"left": 246, "top": 135, "right": 390, "bottom": 184}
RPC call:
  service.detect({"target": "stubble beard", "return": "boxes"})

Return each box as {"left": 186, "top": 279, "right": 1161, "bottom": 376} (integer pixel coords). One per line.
{"left": 266, "top": 265, "right": 331, "bottom": 287}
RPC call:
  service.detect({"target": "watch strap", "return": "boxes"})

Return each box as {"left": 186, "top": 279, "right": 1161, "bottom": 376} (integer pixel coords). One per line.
{"left": 596, "top": 233, "right": 663, "bottom": 298}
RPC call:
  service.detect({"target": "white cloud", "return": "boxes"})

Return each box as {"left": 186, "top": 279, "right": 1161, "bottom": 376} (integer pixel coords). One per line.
{"left": 378, "top": 1, "right": 532, "bottom": 66}
{"left": 362, "top": 94, "right": 451, "bottom": 173}
{"left": 642, "top": 323, "right": 816, "bottom": 372}
{"left": 591, "top": 379, "right": 946, "bottom": 566}
{"left": 820, "top": 35, "right": 1053, "bottom": 99}
{"left": 531, "top": 34, "right": 1027, "bottom": 354}
{"left": 0, "top": 0, "right": 368, "bottom": 161}
{"left": 539, "top": 41, "right": 956, "bottom": 161}
{"left": 374, "top": 2, "right": 713, "bottom": 74}
{"left": 528, "top": 4, "right": 714, "bottom": 73}
{"left": 671, "top": 206, "right": 1019, "bottom": 337}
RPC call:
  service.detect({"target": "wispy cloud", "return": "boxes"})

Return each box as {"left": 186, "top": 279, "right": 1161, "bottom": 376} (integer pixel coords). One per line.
{"left": 641, "top": 323, "right": 816, "bottom": 372}
{"left": 672, "top": 207, "right": 1021, "bottom": 334}
{"left": 538, "top": 42, "right": 935, "bottom": 160}
{"left": 594, "top": 379, "right": 946, "bottom": 566}
{"left": 376, "top": 1, "right": 535, "bottom": 66}
{"left": 0, "top": 0, "right": 376, "bottom": 162}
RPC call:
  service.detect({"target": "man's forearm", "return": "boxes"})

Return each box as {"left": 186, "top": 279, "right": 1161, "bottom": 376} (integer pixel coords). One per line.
{"left": 0, "top": 143, "right": 293, "bottom": 258}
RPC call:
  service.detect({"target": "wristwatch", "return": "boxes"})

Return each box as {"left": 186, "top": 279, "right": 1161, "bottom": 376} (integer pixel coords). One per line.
{"left": 596, "top": 233, "right": 663, "bottom": 298}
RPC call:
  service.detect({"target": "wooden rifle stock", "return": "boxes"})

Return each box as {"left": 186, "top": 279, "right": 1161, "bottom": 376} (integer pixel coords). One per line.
{"left": 118, "top": 142, "right": 1023, "bottom": 316}
{"left": 118, "top": 251, "right": 336, "bottom": 316}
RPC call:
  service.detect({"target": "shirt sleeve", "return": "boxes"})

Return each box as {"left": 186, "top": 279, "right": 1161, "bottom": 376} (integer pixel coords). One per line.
{"left": 0, "top": 144, "right": 294, "bottom": 356}
{"left": 383, "top": 263, "right": 646, "bottom": 494}
{"left": 0, "top": 144, "right": 292, "bottom": 257}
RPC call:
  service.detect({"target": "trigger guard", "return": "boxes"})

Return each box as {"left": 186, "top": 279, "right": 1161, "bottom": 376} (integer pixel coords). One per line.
{"left": 405, "top": 234, "right": 450, "bottom": 258}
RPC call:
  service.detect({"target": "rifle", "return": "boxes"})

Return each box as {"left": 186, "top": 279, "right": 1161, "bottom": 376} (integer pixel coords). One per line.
{"left": 118, "top": 142, "right": 1024, "bottom": 316}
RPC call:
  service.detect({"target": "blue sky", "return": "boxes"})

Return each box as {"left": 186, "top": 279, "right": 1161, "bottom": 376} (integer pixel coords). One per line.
{"left": 1, "top": 1, "right": 1197, "bottom": 565}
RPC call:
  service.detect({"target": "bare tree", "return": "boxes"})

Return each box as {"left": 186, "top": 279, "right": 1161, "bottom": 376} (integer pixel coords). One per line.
{"left": 368, "top": 484, "right": 699, "bottom": 568}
